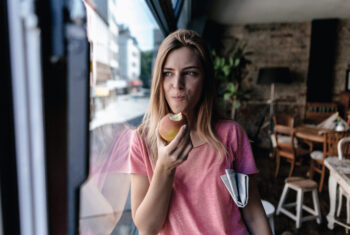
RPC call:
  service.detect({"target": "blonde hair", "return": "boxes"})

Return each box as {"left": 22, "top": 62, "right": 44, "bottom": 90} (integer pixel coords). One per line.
{"left": 138, "top": 29, "right": 227, "bottom": 163}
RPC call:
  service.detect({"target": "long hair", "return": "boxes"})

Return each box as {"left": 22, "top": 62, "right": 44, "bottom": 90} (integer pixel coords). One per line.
{"left": 138, "top": 29, "right": 227, "bottom": 164}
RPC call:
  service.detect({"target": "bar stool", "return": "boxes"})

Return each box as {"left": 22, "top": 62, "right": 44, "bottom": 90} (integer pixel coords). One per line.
{"left": 262, "top": 200, "right": 275, "bottom": 235}
{"left": 276, "top": 177, "right": 322, "bottom": 228}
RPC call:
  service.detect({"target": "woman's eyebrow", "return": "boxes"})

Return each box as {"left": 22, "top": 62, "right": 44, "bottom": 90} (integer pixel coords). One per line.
{"left": 183, "top": 66, "right": 200, "bottom": 70}
{"left": 163, "top": 66, "right": 200, "bottom": 70}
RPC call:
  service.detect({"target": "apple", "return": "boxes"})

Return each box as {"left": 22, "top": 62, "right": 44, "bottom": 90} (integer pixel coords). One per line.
{"left": 159, "top": 112, "right": 187, "bottom": 142}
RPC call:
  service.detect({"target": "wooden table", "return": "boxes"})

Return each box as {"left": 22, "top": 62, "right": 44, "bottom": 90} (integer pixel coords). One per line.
{"left": 324, "top": 157, "right": 350, "bottom": 230}
{"left": 294, "top": 125, "right": 327, "bottom": 143}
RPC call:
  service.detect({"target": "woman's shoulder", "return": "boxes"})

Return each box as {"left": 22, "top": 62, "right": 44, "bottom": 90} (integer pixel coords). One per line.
{"left": 130, "top": 127, "right": 147, "bottom": 146}
{"left": 215, "top": 119, "right": 243, "bottom": 132}
{"left": 215, "top": 119, "right": 247, "bottom": 142}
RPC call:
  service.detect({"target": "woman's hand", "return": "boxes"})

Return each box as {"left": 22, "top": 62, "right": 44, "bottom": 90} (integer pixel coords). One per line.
{"left": 156, "top": 124, "right": 193, "bottom": 171}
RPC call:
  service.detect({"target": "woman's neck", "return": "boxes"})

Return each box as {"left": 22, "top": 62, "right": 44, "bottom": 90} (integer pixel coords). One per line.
{"left": 184, "top": 112, "right": 196, "bottom": 129}
{"left": 190, "top": 130, "right": 205, "bottom": 148}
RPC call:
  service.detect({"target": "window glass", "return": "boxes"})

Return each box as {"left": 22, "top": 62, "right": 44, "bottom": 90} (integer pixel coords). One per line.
{"left": 80, "top": 0, "right": 161, "bottom": 234}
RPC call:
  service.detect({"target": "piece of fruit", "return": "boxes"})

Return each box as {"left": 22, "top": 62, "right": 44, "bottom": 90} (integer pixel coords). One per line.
{"left": 159, "top": 112, "right": 186, "bottom": 142}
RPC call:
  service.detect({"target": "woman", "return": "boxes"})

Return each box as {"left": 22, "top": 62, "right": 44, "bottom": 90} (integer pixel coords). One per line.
{"left": 129, "top": 29, "right": 271, "bottom": 235}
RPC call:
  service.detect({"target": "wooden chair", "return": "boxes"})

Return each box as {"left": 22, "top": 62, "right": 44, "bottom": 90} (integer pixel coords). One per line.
{"left": 271, "top": 114, "right": 295, "bottom": 158}
{"left": 308, "top": 131, "right": 350, "bottom": 192}
{"left": 305, "top": 102, "right": 338, "bottom": 124}
{"left": 273, "top": 115, "right": 312, "bottom": 178}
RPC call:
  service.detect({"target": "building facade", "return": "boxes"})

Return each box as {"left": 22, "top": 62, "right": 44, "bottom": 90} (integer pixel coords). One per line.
{"left": 118, "top": 26, "right": 141, "bottom": 82}
{"left": 86, "top": 1, "right": 112, "bottom": 86}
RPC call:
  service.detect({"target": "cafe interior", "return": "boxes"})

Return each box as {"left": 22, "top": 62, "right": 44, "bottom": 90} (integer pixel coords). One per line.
{"left": 83, "top": 0, "right": 350, "bottom": 233}
{"left": 3, "top": 0, "right": 350, "bottom": 234}
{"left": 203, "top": 0, "right": 350, "bottom": 234}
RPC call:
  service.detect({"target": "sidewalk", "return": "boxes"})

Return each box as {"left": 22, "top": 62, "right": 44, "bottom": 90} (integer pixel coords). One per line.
{"left": 90, "top": 93, "right": 150, "bottom": 130}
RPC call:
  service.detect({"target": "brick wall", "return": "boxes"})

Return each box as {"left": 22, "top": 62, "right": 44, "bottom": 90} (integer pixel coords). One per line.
{"left": 213, "top": 19, "right": 350, "bottom": 147}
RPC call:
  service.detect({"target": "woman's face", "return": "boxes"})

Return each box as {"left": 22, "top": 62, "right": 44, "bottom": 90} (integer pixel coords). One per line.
{"left": 162, "top": 47, "right": 204, "bottom": 117}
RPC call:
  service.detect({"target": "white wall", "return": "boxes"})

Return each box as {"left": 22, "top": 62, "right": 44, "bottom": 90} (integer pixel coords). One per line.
{"left": 108, "top": 0, "right": 119, "bottom": 77}
{"left": 86, "top": 4, "right": 110, "bottom": 66}
{"left": 118, "top": 32, "right": 140, "bottom": 81}
{"left": 127, "top": 40, "right": 140, "bottom": 80}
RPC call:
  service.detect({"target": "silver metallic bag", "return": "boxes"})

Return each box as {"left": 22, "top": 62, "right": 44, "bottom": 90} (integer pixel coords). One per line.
{"left": 221, "top": 169, "right": 249, "bottom": 208}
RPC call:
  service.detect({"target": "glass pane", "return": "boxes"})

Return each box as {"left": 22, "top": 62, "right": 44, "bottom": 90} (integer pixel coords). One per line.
{"left": 80, "top": 0, "right": 161, "bottom": 234}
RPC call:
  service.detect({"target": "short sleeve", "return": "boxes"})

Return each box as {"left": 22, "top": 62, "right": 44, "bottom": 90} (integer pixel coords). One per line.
{"left": 232, "top": 124, "right": 259, "bottom": 175}
{"left": 129, "top": 131, "right": 148, "bottom": 175}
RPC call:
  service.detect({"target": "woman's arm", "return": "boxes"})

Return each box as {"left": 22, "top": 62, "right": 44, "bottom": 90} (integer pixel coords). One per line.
{"left": 131, "top": 169, "right": 174, "bottom": 235}
{"left": 241, "top": 176, "right": 272, "bottom": 235}
{"left": 131, "top": 125, "right": 192, "bottom": 235}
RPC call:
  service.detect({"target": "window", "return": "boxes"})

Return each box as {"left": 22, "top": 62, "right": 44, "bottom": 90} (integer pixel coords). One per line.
{"left": 80, "top": 0, "right": 159, "bottom": 234}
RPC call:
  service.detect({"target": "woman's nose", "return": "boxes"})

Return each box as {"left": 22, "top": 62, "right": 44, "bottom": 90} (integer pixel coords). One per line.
{"left": 173, "top": 74, "right": 184, "bottom": 89}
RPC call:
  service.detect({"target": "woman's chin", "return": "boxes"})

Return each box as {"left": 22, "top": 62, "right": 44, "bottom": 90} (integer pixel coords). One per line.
{"left": 169, "top": 106, "right": 185, "bottom": 114}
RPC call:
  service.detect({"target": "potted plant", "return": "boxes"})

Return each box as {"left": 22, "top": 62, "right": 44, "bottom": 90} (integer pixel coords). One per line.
{"left": 212, "top": 44, "right": 252, "bottom": 119}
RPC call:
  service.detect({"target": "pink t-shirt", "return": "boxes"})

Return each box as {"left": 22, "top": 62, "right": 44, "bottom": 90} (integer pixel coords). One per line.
{"left": 129, "top": 120, "right": 259, "bottom": 235}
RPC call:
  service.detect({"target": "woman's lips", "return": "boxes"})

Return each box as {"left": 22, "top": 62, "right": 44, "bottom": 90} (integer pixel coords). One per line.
{"left": 172, "top": 96, "right": 185, "bottom": 101}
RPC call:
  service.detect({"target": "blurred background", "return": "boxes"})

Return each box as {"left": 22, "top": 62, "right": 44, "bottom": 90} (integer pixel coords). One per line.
{"left": 2, "top": 0, "right": 350, "bottom": 234}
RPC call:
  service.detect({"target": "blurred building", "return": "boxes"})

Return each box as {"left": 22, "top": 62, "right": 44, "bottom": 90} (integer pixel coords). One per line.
{"left": 86, "top": 0, "right": 109, "bottom": 87}
{"left": 107, "top": 0, "right": 120, "bottom": 81}
{"left": 85, "top": 0, "right": 119, "bottom": 87}
{"left": 118, "top": 26, "right": 141, "bottom": 82}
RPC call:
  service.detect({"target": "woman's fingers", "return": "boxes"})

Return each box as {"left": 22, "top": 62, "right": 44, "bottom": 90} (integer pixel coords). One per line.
{"left": 157, "top": 124, "right": 192, "bottom": 167}
{"left": 172, "top": 130, "right": 192, "bottom": 157}
{"left": 167, "top": 125, "right": 188, "bottom": 151}
{"left": 172, "top": 143, "right": 193, "bottom": 167}
{"left": 179, "top": 141, "right": 193, "bottom": 161}
{"left": 170, "top": 125, "right": 192, "bottom": 157}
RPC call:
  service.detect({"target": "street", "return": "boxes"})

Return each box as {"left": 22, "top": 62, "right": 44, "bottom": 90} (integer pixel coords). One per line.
{"left": 90, "top": 93, "right": 150, "bottom": 130}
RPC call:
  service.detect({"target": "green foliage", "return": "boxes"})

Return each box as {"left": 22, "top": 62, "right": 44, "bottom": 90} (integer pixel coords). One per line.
{"left": 140, "top": 51, "right": 153, "bottom": 88}
{"left": 212, "top": 45, "right": 251, "bottom": 119}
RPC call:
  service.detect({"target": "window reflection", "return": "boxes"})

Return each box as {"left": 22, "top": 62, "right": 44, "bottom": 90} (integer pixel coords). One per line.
{"left": 80, "top": 0, "right": 161, "bottom": 234}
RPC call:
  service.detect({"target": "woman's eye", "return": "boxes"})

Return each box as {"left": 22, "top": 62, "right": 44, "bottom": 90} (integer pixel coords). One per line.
{"left": 163, "top": 72, "right": 172, "bottom": 77}
{"left": 185, "top": 71, "right": 196, "bottom": 76}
